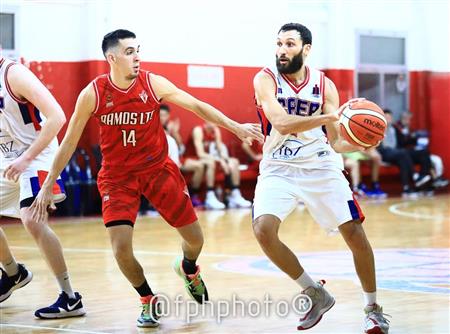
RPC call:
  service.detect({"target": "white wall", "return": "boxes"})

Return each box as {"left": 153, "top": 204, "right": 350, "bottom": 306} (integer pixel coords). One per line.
{"left": 2, "top": 0, "right": 449, "bottom": 71}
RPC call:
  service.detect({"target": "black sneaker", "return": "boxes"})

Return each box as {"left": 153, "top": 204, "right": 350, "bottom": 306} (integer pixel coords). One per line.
{"left": 415, "top": 174, "right": 431, "bottom": 188}
{"left": 0, "top": 263, "right": 33, "bottom": 303}
{"left": 35, "top": 291, "right": 86, "bottom": 319}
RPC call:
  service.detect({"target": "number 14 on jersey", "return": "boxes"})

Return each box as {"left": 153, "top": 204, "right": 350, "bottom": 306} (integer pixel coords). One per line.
{"left": 121, "top": 129, "right": 136, "bottom": 147}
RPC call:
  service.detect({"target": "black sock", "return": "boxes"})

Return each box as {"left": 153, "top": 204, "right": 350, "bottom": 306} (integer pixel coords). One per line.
{"left": 182, "top": 256, "right": 197, "bottom": 275}
{"left": 224, "top": 174, "right": 233, "bottom": 190}
{"left": 190, "top": 187, "right": 200, "bottom": 195}
{"left": 134, "top": 280, "right": 154, "bottom": 297}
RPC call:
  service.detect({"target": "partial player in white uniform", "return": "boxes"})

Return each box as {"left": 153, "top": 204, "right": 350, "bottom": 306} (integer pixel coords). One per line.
{"left": 252, "top": 24, "right": 390, "bottom": 334}
{"left": 0, "top": 58, "right": 85, "bottom": 318}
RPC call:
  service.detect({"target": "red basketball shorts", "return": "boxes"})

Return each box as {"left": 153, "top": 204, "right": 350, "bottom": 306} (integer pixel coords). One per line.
{"left": 97, "top": 158, "right": 197, "bottom": 228}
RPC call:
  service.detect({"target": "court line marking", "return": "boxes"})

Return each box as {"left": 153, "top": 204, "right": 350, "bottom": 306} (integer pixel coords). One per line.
{"left": 388, "top": 202, "right": 446, "bottom": 220}
{"left": 11, "top": 246, "right": 250, "bottom": 259}
{"left": 0, "top": 323, "right": 112, "bottom": 334}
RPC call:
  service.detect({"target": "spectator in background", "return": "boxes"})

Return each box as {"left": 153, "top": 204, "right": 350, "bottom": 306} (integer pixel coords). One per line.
{"left": 192, "top": 123, "right": 252, "bottom": 208}
{"left": 159, "top": 105, "right": 211, "bottom": 207}
{"left": 395, "top": 112, "right": 448, "bottom": 189}
{"left": 377, "top": 110, "right": 423, "bottom": 198}
{"left": 160, "top": 105, "right": 185, "bottom": 155}
{"left": 343, "top": 148, "right": 387, "bottom": 198}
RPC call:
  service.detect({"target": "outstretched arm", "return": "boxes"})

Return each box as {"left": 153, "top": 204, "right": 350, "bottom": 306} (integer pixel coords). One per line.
{"left": 150, "top": 74, "right": 263, "bottom": 145}
{"left": 30, "top": 83, "right": 96, "bottom": 222}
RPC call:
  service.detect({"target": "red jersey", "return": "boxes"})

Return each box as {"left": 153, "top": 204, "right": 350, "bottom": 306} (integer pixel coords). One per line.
{"left": 92, "top": 70, "right": 167, "bottom": 173}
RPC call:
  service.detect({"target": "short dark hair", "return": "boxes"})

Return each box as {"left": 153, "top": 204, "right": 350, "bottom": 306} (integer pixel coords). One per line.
{"left": 102, "top": 29, "right": 136, "bottom": 56}
{"left": 160, "top": 104, "right": 170, "bottom": 112}
{"left": 278, "top": 23, "right": 312, "bottom": 45}
{"left": 383, "top": 108, "right": 392, "bottom": 115}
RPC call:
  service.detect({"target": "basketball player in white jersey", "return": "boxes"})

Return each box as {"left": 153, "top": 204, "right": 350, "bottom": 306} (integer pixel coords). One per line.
{"left": 0, "top": 58, "right": 85, "bottom": 318}
{"left": 252, "top": 24, "right": 390, "bottom": 333}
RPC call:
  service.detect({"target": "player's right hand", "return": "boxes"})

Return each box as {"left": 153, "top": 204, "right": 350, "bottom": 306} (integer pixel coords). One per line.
{"left": 30, "top": 185, "right": 56, "bottom": 223}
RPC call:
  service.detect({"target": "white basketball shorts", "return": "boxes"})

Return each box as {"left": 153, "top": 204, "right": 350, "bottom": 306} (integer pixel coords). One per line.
{"left": 252, "top": 162, "right": 364, "bottom": 234}
{"left": 0, "top": 151, "right": 66, "bottom": 219}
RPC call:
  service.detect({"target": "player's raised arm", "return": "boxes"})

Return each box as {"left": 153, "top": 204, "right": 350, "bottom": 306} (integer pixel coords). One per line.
{"left": 149, "top": 74, "right": 263, "bottom": 145}
{"left": 30, "top": 83, "right": 96, "bottom": 222}
{"left": 254, "top": 70, "right": 338, "bottom": 135}
{"left": 3, "top": 64, "right": 66, "bottom": 182}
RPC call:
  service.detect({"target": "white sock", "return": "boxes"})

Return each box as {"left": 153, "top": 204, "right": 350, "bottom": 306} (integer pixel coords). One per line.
{"left": 295, "top": 271, "right": 316, "bottom": 290}
{"left": 363, "top": 291, "right": 377, "bottom": 306}
{"left": 4, "top": 259, "right": 19, "bottom": 277}
{"left": 56, "top": 272, "right": 75, "bottom": 299}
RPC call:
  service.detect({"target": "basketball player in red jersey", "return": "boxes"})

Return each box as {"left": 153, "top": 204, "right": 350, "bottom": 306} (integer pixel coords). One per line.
{"left": 30, "top": 29, "right": 262, "bottom": 328}
{"left": 252, "top": 23, "right": 389, "bottom": 333}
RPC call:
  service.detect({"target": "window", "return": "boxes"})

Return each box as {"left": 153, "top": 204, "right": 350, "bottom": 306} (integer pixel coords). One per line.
{"left": 0, "top": 13, "right": 15, "bottom": 50}
{"left": 356, "top": 32, "right": 408, "bottom": 119}
{"left": 360, "top": 35, "right": 405, "bottom": 65}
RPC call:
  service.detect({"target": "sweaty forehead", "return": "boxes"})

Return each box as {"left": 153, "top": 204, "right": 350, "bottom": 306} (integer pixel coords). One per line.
{"left": 277, "top": 30, "right": 302, "bottom": 42}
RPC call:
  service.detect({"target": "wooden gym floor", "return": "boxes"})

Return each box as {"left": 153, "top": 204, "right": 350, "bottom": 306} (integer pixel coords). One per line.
{"left": 1, "top": 194, "right": 449, "bottom": 333}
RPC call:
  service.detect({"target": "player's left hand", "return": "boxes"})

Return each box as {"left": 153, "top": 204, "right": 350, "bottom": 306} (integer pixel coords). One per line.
{"left": 30, "top": 185, "right": 56, "bottom": 223}
{"left": 336, "top": 97, "right": 367, "bottom": 116}
{"left": 3, "top": 155, "right": 32, "bottom": 182}
{"left": 235, "top": 123, "right": 264, "bottom": 146}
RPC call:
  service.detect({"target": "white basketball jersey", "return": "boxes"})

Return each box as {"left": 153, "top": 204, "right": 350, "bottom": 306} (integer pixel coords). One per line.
{"left": 0, "top": 58, "right": 57, "bottom": 161}
{"left": 257, "top": 65, "right": 342, "bottom": 169}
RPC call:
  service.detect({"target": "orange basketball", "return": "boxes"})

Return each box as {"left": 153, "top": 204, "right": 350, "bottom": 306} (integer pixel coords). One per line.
{"left": 339, "top": 100, "right": 386, "bottom": 148}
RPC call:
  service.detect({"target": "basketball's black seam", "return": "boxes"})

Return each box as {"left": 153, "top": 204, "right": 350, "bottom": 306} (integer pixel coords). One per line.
{"left": 341, "top": 113, "right": 385, "bottom": 136}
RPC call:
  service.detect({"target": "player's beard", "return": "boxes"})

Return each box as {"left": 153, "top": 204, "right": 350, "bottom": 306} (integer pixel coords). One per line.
{"left": 276, "top": 49, "right": 304, "bottom": 74}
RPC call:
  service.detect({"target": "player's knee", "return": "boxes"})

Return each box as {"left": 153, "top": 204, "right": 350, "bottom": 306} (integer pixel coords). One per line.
{"left": 253, "top": 219, "right": 277, "bottom": 247}
{"left": 111, "top": 240, "right": 133, "bottom": 262}
{"left": 21, "top": 214, "right": 45, "bottom": 237}
{"left": 341, "top": 221, "right": 369, "bottom": 251}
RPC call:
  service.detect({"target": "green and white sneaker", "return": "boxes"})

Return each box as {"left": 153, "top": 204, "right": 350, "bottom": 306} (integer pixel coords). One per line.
{"left": 137, "top": 295, "right": 159, "bottom": 328}
{"left": 173, "top": 256, "right": 208, "bottom": 304}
